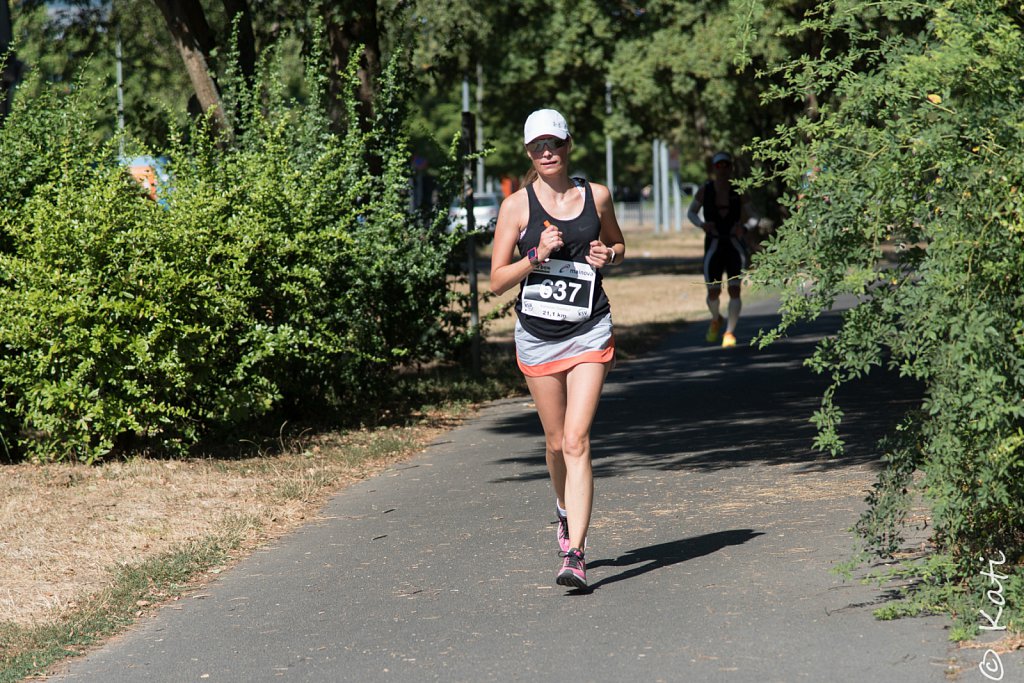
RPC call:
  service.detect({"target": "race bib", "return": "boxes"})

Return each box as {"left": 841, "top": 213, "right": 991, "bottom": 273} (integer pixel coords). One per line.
{"left": 521, "top": 258, "right": 595, "bottom": 322}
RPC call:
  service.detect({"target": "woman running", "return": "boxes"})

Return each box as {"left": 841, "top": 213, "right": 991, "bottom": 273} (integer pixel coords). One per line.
{"left": 490, "top": 109, "right": 625, "bottom": 590}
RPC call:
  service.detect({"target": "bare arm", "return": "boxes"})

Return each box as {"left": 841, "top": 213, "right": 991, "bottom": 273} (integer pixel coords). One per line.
{"left": 489, "top": 190, "right": 563, "bottom": 295}
{"left": 688, "top": 186, "right": 714, "bottom": 234}
{"left": 586, "top": 183, "right": 625, "bottom": 268}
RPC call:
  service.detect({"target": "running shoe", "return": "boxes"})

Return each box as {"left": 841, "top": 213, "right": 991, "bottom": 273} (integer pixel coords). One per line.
{"left": 705, "top": 316, "right": 723, "bottom": 343}
{"left": 557, "top": 547, "right": 587, "bottom": 589}
{"left": 556, "top": 509, "right": 570, "bottom": 554}
{"left": 722, "top": 331, "right": 737, "bottom": 348}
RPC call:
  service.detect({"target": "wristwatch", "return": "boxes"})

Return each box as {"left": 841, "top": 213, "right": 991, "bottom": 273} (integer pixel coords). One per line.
{"left": 527, "top": 247, "right": 541, "bottom": 267}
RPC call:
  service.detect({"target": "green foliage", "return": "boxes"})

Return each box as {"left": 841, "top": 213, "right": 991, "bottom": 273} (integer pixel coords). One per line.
{"left": 0, "top": 40, "right": 464, "bottom": 463}
{"left": 865, "top": 551, "right": 1023, "bottom": 641}
{"left": 869, "top": 553, "right": 972, "bottom": 629}
{"left": 745, "top": 0, "right": 1024, "bottom": 628}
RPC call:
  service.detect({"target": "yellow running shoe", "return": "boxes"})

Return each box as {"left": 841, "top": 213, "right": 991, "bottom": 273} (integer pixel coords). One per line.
{"left": 705, "top": 317, "right": 722, "bottom": 343}
{"left": 722, "top": 332, "right": 737, "bottom": 348}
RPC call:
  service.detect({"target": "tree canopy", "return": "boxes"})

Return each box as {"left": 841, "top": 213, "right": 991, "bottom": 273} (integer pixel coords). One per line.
{"left": 7, "top": 0, "right": 817, "bottom": 196}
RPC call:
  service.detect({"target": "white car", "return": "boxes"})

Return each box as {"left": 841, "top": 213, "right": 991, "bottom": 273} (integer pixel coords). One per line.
{"left": 447, "top": 192, "right": 502, "bottom": 233}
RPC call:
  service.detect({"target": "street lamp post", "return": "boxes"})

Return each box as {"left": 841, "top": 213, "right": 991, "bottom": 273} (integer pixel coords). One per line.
{"left": 462, "top": 79, "right": 480, "bottom": 374}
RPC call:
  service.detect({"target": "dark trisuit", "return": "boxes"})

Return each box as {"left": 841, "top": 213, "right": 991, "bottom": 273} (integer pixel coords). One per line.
{"left": 700, "top": 180, "right": 748, "bottom": 290}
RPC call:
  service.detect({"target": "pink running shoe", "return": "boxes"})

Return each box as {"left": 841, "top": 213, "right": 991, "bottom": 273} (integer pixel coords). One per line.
{"left": 556, "top": 509, "right": 571, "bottom": 554}
{"left": 556, "top": 547, "right": 587, "bottom": 589}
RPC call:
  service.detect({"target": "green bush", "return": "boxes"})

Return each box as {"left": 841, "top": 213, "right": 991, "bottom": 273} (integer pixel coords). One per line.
{"left": 741, "top": 0, "right": 1023, "bottom": 630}
{"left": 0, "top": 44, "right": 464, "bottom": 463}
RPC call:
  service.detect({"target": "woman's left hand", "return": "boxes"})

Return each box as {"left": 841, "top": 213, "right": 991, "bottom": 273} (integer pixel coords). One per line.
{"left": 585, "top": 240, "right": 615, "bottom": 269}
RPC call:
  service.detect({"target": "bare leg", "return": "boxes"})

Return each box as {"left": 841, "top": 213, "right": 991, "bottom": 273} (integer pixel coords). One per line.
{"left": 561, "top": 362, "right": 609, "bottom": 550}
{"left": 525, "top": 373, "right": 568, "bottom": 509}
{"left": 726, "top": 284, "right": 742, "bottom": 334}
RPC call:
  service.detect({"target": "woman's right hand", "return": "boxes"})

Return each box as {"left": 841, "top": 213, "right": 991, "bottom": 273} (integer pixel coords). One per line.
{"left": 539, "top": 223, "right": 564, "bottom": 260}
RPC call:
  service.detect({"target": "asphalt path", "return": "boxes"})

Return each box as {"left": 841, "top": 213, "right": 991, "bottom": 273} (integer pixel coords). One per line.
{"left": 48, "top": 299, "right": 1015, "bottom": 683}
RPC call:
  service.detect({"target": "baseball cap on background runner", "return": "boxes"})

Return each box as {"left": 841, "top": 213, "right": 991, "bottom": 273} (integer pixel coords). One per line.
{"left": 712, "top": 151, "right": 732, "bottom": 165}
{"left": 524, "top": 109, "right": 571, "bottom": 145}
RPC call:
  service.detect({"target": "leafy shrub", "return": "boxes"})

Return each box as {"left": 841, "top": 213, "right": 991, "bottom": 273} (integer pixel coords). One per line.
{"left": 0, "top": 43, "right": 464, "bottom": 462}
{"left": 740, "top": 0, "right": 1023, "bottom": 628}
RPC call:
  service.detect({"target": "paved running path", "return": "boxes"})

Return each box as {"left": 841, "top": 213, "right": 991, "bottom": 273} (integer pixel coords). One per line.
{"left": 48, "top": 300, "right": 1014, "bottom": 682}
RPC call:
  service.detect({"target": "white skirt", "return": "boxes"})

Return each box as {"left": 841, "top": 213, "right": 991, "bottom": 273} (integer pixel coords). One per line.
{"left": 514, "top": 313, "right": 615, "bottom": 377}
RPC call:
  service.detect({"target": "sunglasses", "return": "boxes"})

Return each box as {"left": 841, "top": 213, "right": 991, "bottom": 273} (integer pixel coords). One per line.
{"left": 526, "top": 138, "right": 568, "bottom": 154}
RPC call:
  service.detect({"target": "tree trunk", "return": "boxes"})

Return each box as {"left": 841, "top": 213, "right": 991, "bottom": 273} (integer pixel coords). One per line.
{"left": 222, "top": 0, "right": 255, "bottom": 86}
{"left": 0, "top": 0, "right": 20, "bottom": 123}
{"left": 151, "top": 0, "right": 229, "bottom": 136}
{"left": 322, "top": 1, "right": 381, "bottom": 135}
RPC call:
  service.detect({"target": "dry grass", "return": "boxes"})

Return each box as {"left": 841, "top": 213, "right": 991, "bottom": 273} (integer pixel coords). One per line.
{"left": 0, "top": 425, "right": 451, "bottom": 629}
{"left": 959, "top": 633, "right": 1024, "bottom": 655}
{"left": 0, "top": 225, "right": 742, "bottom": 634}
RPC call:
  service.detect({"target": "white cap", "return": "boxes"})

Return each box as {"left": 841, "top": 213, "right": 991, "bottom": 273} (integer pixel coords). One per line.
{"left": 524, "top": 109, "right": 570, "bottom": 144}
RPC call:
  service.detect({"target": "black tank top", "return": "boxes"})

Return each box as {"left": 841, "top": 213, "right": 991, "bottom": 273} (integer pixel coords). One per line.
{"left": 515, "top": 179, "right": 611, "bottom": 341}
{"left": 703, "top": 180, "right": 742, "bottom": 240}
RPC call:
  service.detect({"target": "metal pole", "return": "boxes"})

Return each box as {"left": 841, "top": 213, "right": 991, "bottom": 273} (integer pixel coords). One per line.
{"left": 652, "top": 139, "right": 661, "bottom": 233}
{"left": 475, "top": 63, "right": 485, "bottom": 193}
{"left": 461, "top": 79, "right": 480, "bottom": 374}
{"left": 604, "top": 80, "right": 613, "bottom": 196}
{"left": 672, "top": 167, "right": 682, "bottom": 232}
{"left": 660, "top": 140, "right": 670, "bottom": 232}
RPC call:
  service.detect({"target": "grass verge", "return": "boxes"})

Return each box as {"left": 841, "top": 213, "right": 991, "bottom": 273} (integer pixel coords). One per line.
{"left": 1, "top": 532, "right": 241, "bottom": 683}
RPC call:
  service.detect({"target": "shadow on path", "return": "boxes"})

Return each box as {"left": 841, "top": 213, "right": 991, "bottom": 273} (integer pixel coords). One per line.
{"left": 489, "top": 308, "right": 921, "bottom": 483}
{"left": 573, "top": 529, "right": 765, "bottom": 593}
